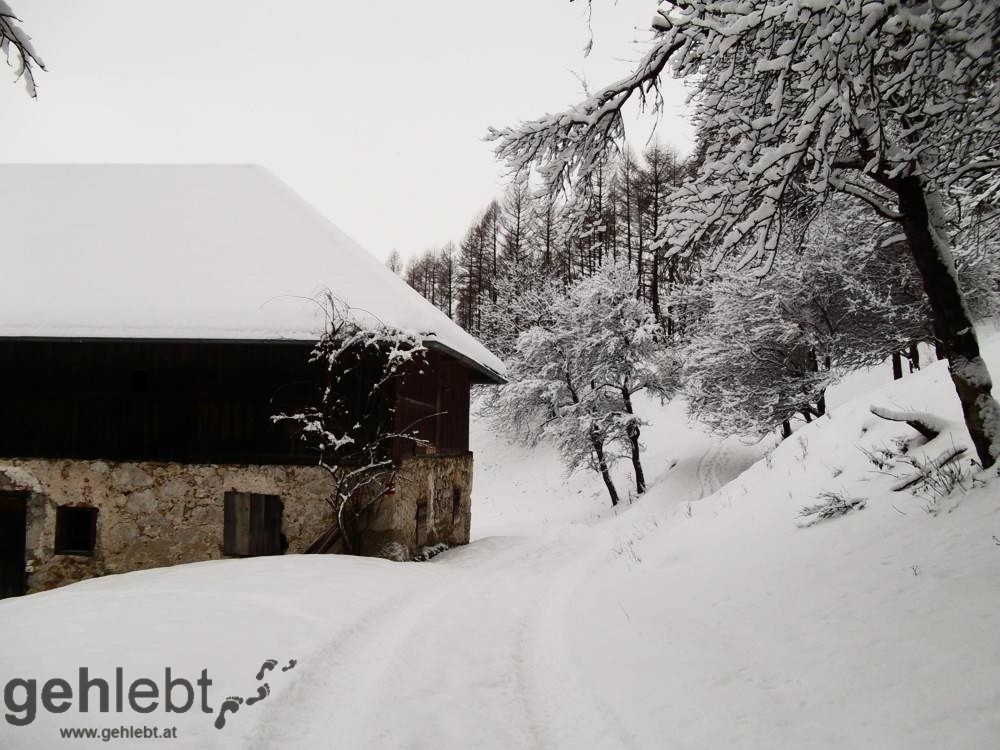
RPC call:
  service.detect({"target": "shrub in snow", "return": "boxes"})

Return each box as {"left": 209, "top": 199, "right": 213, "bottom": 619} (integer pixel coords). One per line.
{"left": 859, "top": 445, "right": 900, "bottom": 473}
{"left": 893, "top": 450, "right": 983, "bottom": 514}
{"left": 797, "top": 492, "right": 867, "bottom": 528}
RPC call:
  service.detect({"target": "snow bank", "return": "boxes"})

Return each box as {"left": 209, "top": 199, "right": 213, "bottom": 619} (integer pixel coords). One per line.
{"left": 568, "top": 328, "right": 1000, "bottom": 750}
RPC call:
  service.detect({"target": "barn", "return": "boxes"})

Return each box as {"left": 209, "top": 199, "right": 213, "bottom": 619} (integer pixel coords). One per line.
{"left": 0, "top": 164, "right": 505, "bottom": 598}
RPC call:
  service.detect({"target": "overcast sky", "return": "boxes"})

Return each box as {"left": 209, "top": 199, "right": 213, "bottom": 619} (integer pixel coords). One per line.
{"left": 0, "top": 1, "right": 692, "bottom": 263}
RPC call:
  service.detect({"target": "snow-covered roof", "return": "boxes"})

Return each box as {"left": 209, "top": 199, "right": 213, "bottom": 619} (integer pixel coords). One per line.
{"left": 0, "top": 164, "right": 505, "bottom": 382}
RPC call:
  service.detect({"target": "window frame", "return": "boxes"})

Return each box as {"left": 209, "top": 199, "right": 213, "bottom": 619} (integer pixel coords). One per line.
{"left": 54, "top": 505, "right": 98, "bottom": 556}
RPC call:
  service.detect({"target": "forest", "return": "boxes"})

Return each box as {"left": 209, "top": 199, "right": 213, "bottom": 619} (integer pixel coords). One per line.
{"left": 393, "top": 141, "right": 998, "bottom": 503}
{"left": 390, "top": 0, "right": 1000, "bottom": 505}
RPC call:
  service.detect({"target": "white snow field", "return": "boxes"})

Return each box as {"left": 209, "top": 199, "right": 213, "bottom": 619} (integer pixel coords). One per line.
{"left": 1, "top": 328, "right": 999, "bottom": 749}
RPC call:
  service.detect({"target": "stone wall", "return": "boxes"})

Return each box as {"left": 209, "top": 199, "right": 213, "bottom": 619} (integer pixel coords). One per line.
{"left": 0, "top": 459, "right": 335, "bottom": 594}
{"left": 0, "top": 452, "right": 474, "bottom": 594}
{"left": 361, "top": 453, "right": 474, "bottom": 559}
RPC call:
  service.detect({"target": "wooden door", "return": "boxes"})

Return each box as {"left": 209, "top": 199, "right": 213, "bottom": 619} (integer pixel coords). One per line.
{"left": 0, "top": 491, "right": 27, "bottom": 599}
{"left": 223, "top": 492, "right": 283, "bottom": 556}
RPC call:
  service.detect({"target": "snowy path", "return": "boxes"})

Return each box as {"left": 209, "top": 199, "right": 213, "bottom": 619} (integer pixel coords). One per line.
{"left": 241, "top": 530, "right": 635, "bottom": 749}
{"left": 236, "top": 415, "right": 763, "bottom": 749}
{"left": 230, "top": 405, "right": 769, "bottom": 749}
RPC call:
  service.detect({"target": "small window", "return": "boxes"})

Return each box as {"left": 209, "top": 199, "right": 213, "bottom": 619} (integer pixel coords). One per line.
{"left": 451, "top": 487, "right": 463, "bottom": 526}
{"left": 54, "top": 506, "right": 98, "bottom": 556}
{"left": 415, "top": 500, "right": 428, "bottom": 547}
{"left": 223, "top": 492, "right": 283, "bottom": 557}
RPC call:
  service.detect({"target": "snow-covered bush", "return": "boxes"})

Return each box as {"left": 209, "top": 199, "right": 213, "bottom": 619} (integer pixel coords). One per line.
{"left": 274, "top": 295, "right": 427, "bottom": 553}
{"left": 797, "top": 492, "right": 867, "bottom": 528}
{"left": 898, "top": 452, "right": 983, "bottom": 514}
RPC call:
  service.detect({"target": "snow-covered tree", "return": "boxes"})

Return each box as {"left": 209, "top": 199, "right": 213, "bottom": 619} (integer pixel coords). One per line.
{"left": 569, "top": 264, "right": 680, "bottom": 493}
{"left": 478, "top": 260, "right": 564, "bottom": 360}
{"left": 384, "top": 249, "right": 403, "bottom": 275}
{"left": 488, "top": 312, "right": 626, "bottom": 506}
{"left": 486, "top": 264, "right": 678, "bottom": 503}
{"left": 274, "top": 296, "right": 428, "bottom": 554}
{"left": 1, "top": 2, "right": 43, "bottom": 97}
{"left": 683, "top": 275, "right": 832, "bottom": 437}
{"left": 490, "top": 0, "right": 1000, "bottom": 469}
{"left": 682, "top": 199, "right": 941, "bottom": 436}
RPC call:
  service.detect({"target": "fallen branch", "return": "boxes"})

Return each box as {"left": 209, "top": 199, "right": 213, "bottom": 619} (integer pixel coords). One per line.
{"left": 869, "top": 405, "right": 943, "bottom": 441}
{"left": 891, "top": 447, "right": 967, "bottom": 492}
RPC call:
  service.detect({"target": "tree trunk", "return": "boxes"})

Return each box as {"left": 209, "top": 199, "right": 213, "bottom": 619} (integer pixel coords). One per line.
{"left": 892, "top": 351, "right": 904, "bottom": 380}
{"left": 781, "top": 420, "right": 792, "bottom": 439}
{"left": 907, "top": 342, "right": 920, "bottom": 372}
{"left": 589, "top": 426, "right": 620, "bottom": 506}
{"left": 896, "top": 176, "right": 998, "bottom": 468}
{"left": 651, "top": 251, "right": 661, "bottom": 322}
{"left": 621, "top": 389, "right": 646, "bottom": 494}
{"left": 636, "top": 211, "right": 644, "bottom": 301}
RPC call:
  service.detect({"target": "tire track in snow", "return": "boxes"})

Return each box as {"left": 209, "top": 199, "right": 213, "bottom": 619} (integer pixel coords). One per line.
{"left": 695, "top": 438, "right": 725, "bottom": 499}
{"left": 243, "top": 538, "right": 555, "bottom": 749}
{"left": 239, "top": 560, "right": 441, "bottom": 749}
{"left": 517, "top": 529, "right": 638, "bottom": 750}
{"left": 242, "top": 531, "right": 635, "bottom": 749}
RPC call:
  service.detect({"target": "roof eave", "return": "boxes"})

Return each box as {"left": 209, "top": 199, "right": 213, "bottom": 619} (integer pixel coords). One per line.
{"left": 424, "top": 340, "right": 507, "bottom": 385}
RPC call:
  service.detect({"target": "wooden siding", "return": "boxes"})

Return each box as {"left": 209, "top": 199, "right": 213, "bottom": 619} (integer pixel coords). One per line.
{"left": 0, "top": 339, "right": 474, "bottom": 466}
{"left": 0, "top": 339, "right": 320, "bottom": 465}
{"left": 392, "top": 349, "right": 472, "bottom": 459}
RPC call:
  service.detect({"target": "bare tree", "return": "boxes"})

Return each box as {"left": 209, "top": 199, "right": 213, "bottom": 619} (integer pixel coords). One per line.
{"left": 274, "top": 295, "right": 430, "bottom": 554}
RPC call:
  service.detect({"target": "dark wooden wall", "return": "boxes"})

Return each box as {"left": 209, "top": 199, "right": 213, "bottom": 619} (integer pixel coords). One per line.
{"left": 392, "top": 349, "right": 472, "bottom": 460}
{"left": 0, "top": 339, "right": 473, "bottom": 466}
{"left": 0, "top": 339, "right": 320, "bottom": 465}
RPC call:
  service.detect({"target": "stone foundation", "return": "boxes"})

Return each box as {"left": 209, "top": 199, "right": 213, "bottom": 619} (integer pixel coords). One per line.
{"left": 360, "top": 453, "right": 474, "bottom": 558}
{"left": 0, "top": 453, "right": 474, "bottom": 594}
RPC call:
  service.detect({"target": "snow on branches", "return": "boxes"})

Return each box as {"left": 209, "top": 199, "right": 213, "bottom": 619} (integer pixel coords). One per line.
{"left": 683, "top": 199, "right": 940, "bottom": 436}
{"left": 0, "top": 2, "right": 43, "bottom": 97}
{"left": 494, "top": 0, "right": 1000, "bottom": 270}
{"left": 492, "top": 0, "right": 1000, "bottom": 467}
{"left": 484, "top": 263, "right": 679, "bottom": 504}
{"left": 273, "top": 294, "right": 429, "bottom": 554}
